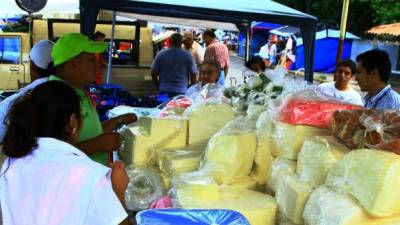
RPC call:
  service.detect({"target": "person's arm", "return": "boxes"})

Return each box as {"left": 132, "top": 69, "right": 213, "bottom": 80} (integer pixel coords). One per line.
{"left": 110, "top": 161, "right": 132, "bottom": 225}
{"left": 223, "top": 65, "right": 229, "bottom": 77}
{"left": 102, "top": 113, "right": 137, "bottom": 133}
{"left": 151, "top": 70, "right": 160, "bottom": 89}
{"left": 75, "top": 133, "right": 122, "bottom": 155}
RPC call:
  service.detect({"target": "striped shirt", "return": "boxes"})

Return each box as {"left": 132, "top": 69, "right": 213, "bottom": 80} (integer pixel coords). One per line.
{"left": 204, "top": 39, "right": 229, "bottom": 69}
{"left": 364, "top": 85, "right": 400, "bottom": 111}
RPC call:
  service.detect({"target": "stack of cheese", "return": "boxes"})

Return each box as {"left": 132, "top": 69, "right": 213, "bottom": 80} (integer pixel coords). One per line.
{"left": 121, "top": 117, "right": 188, "bottom": 166}
{"left": 303, "top": 149, "right": 400, "bottom": 225}
{"left": 176, "top": 175, "right": 277, "bottom": 225}
{"left": 268, "top": 136, "right": 349, "bottom": 225}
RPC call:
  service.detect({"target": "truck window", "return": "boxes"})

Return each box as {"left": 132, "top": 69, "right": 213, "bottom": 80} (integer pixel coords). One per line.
{"left": 0, "top": 36, "right": 21, "bottom": 64}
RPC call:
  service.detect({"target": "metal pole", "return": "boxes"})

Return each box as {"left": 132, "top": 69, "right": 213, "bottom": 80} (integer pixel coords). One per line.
{"left": 106, "top": 11, "right": 116, "bottom": 84}
{"left": 245, "top": 22, "right": 251, "bottom": 62}
{"left": 336, "top": 0, "right": 350, "bottom": 66}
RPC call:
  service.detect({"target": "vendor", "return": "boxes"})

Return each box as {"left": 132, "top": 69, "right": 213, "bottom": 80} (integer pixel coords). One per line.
{"left": 356, "top": 49, "right": 400, "bottom": 110}
{"left": 185, "top": 60, "right": 222, "bottom": 98}
{"left": 50, "top": 33, "right": 137, "bottom": 165}
{"left": 1, "top": 81, "right": 131, "bottom": 225}
{"left": 317, "top": 60, "right": 363, "bottom": 106}
{"left": 245, "top": 56, "right": 266, "bottom": 74}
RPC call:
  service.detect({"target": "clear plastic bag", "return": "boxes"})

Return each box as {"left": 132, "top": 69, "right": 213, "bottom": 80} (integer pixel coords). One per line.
{"left": 107, "top": 105, "right": 160, "bottom": 119}
{"left": 332, "top": 109, "right": 400, "bottom": 154}
{"left": 157, "top": 96, "right": 193, "bottom": 118}
{"left": 278, "top": 89, "right": 363, "bottom": 128}
{"left": 125, "top": 165, "right": 164, "bottom": 211}
{"left": 136, "top": 208, "right": 250, "bottom": 225}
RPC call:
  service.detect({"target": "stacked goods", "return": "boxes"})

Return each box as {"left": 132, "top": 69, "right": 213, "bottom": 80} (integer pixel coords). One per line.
{"left": 121, "top": 117, "right": 187, "bottom": 166}
{"left": 279, "top": 89, "right": 363, "bottom": 128}
{"left": 303, "top": 186, "right": 400, "bottom": 225}
{"left": 267, "top": 158, "right": 296, "bottom": 193}
{"left": 326, "top": 149, "right": 400, "bottom": 217}
{"left": 202, "top": 117, "right": 257, "bottom": 184}
{"left": 177, "top": 184, "right": 278, "bottom": 225}
{"left": 185, "top": 102, "right": 234, "bottom": 145}
{"left": 296, "top": 136, "right": 349, "bottom": 188}
{"left": 332, "top": 110, "right": 400, "bottom": 154}
{"left": 158, "top": 97, "right": 192, "bottom": 117}
{"left": 272, "top": 121, "right": 331, "bottom": 160}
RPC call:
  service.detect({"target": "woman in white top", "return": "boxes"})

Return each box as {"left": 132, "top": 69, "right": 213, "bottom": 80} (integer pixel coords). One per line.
{"left": 0, "top": 81, "right": 131, "bottom": 225}
{"left": 318, "top": 60, "right": 363, "bottom": 106}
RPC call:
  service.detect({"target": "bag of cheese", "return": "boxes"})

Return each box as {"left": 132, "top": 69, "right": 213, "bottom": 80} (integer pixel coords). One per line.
{"left": 326, "top": 149, "right": 400, "bottom": 217}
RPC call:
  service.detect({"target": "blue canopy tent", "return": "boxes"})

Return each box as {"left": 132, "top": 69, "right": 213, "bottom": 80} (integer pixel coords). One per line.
{"left": 79, "top": 0, "right": 317, "bottom": 82}
{"left": 295, "top": 29, "right": 360, "bottom": 73}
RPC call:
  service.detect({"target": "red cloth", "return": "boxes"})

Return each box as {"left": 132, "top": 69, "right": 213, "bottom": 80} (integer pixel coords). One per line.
{"left": 279, "top": 99, "right": 363, "bottom": 128}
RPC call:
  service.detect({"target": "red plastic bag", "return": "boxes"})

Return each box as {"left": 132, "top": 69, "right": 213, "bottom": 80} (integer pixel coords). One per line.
{"left": 279, "top": 89, "right": 363, "bottom": 128}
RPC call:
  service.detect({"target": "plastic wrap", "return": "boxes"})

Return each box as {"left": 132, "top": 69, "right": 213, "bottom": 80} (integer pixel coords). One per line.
{"left": 272, "top": 121, "right": 331, "bottom": 160}
{"left": 332, "top": 109, "right": 400, "bottom": 154}
{"left": 201, "top": 117, "right": 257, "bottom": 184}
{"left": 325, "top": 149, "right": 400, "bottom": 217}
{"left": 276, "top": 212, "right": 298, "bottom": 225}
{"left": 296, "top": 136, "right": 349, "bottom": 188}
{"left": 120, "top": 117, "right": 187, "bottom": 166}
{"left": 267, "top": 157, "right": 296, "bottom": 193}
{"left": 278, "top": 89, "right": 363, "bottom": 128}
{"left": 264, "top": 65, "right": 286, "bottom": 85}
{"left": 303, "top": 186, "right": 371, "bottom": 225}
{"left": 176, "top": 185, "right": 277, "bottom": 225}
{"left": 186, "top": 83, "right": 225, "bottom": 103}
{"left": 136, "top": 209, "right": 250, "bottom": 225}
{"left": 184, "top": 101, "right": 234, "bottom": 145}
{"left": 107, "top": 105, "right": 160, "bottom": 119}
{"left": 275, "top": 171, "right": 313, "bottom": 224}
{"left": 157, "top": 96, "right": 193, "bottom": 118}
{"left": 125, "top": 165, "right": 164, "bottom": 211}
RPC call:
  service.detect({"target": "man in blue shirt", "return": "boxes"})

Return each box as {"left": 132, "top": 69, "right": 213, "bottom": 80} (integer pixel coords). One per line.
{"left": 151, "top": 33, "right": 198, "bottom": 98}
{"left": 356, "top": 49, "right": 400, "bottom": 111}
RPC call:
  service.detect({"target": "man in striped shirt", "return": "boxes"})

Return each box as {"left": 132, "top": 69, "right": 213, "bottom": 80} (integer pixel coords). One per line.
{"left": 202, "top": 29, "right": 229, "bottom": 85}
{"left": 356, "top": 49, "right": 400, "bottom": 111}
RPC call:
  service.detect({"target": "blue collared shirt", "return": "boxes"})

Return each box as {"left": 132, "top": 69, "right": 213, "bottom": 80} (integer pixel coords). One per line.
{"left": 364, "top": 85, "right": 400, "bottom": 111}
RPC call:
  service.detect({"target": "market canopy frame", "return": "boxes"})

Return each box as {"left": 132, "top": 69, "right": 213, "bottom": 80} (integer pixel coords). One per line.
{"left": 79, "top": 0, "right": 318, "bottom": 82}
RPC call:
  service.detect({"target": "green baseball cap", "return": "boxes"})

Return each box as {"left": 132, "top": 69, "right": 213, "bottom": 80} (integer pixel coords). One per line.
{"left": 51, "top": 33, "right": 108, "bottom": 66}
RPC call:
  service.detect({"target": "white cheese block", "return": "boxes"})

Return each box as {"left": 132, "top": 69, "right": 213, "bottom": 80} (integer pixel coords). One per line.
{"left": 267, "top": 157, "right": 296, "bottom": 193}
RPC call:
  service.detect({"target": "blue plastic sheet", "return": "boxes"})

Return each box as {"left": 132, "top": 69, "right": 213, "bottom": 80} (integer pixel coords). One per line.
{"left": 136, "top": 209, "right": 250, "bottom": 225}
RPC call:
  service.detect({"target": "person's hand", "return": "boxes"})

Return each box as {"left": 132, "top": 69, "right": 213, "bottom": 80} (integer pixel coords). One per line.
{"left": 110, "top": 161, "right": 129, "bottom": 196}
{"left": 116, "top": 113, "right": 138, "bottom": 126}
{"left": 97, "top": 132, "right": 122, "bottom": 152}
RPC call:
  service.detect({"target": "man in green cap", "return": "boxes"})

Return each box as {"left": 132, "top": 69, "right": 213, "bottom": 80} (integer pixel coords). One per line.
{"left": 51, "top": 33, "right": 137, "bottom": 165}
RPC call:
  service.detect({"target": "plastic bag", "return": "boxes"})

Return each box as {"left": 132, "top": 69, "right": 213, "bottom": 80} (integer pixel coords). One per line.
{"left": 107, "top": 105, "right": 160, "bottom": 119}
{"left": 332, "top": 109, "right": 400, "bottom": 154}
{"left": 278, "top": 89, "right": 363, "bottom": 128}
{"left": 136, "top": 208, "right": 250, "bottom": 225}
{"left": 264, "top": 65, "right": 286, "bottom": 85}
{"left": 125, "top": 165, "right": 164, "bottom": 211}
{"left": 157, "top": 96, "right": 193, "bottom": 118}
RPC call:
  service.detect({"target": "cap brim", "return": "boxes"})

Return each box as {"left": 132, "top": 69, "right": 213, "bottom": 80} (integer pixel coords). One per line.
{"left": 85, "top": 42, "right": 108, "bottom": 53}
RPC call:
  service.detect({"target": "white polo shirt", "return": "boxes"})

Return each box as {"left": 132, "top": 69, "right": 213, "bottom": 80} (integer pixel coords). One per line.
{"left": 0, "top": 138, "right": 127, "bottom": 225}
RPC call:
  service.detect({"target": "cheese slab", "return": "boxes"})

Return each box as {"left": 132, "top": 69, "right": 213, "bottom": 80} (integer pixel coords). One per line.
{"left": 177, "top": 186, "right": 277, "bottom": 225}
{"left": 326, "top": 149, "right": 400, "bottom": 217}
{"left": 273, "top": 121, "right": 330, "bottom": 160}
{"left": 204, "top": 132, "right": 257, "bottom": 184}
{"left": 275, "top": 171, "right": 313, "bottom": 224}
{"left": 297, "top": 136, "right": 349, "bottom": 188}
{"left": 267, "top": 157, "right": 296, "bottom": 193}
{"left": 121, "top": 118, "right": 187, "bottom": 166}
{"left": 158, "top": 149, "right": 202, "bottom": 176}
{"left": 227, "top": 176, "right": 258, "bottom": 190}
{"left": 187, "top": 103, "right": 234, "bottom": 144}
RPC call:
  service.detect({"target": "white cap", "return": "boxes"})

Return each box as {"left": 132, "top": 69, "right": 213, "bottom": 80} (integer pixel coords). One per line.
{"left": 30, "top": 40, "right": 55, "bottom": 70}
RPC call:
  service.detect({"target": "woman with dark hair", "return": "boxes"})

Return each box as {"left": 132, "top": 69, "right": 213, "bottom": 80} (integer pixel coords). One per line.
{"left": 1, "top": 81, "right": 132, "bottom": 225}
{"left": 245, "top": 56, "right": 266, "bottom": 73}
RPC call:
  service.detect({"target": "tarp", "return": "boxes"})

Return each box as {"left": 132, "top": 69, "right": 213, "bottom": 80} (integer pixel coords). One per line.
{"left": 252, "top": 22, "right": 282, "bottom": 31}
{"left": 79, "top": 0, "right": 317, "bottom": 81}
{"left": 368, "top": 23, "right": 400, "bottom": 36}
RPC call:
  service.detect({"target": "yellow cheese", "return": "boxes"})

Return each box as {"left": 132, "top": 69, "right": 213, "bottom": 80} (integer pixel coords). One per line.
{"left": 267, "top": 157, "right": 296, "bottom": 193}
{"left": 273, "top": 122, "right": 330, "bottom": 160}
{"left": 275, "top": 171, "right": 313, "bottom": 224}
{"left": 177, "top": 186, "right": 277, "bottom": 225}
{"left": 204, "top": 132, "right": 257, "bottom": 184}
{"left": 160, "top": 172, "right": 171, "bottom": 191}
{"left": 121, "top": 117, "right": 187, "bottom": 166}
{"left": 187, "top": 103, "right": 234, "bottom": 144}
{"left": 326, "top": 149, "right": 400, "bottom": 217}
{"left": 297, "top": 136, "right": 349, "bottom": 188}
{"left": 176, "top": 175, "right": 220, "bottom": 201}
{"left": 227, "top": 176, "right": 258, "bottom": 190}
{"left": 158, "top": 149, "right": 203, "bottom": 176}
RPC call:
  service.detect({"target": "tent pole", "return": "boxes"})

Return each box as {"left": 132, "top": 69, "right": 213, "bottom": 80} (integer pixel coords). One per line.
{"left": 245, "top": 22, "right": 250, "bottom": 62}
{"left": 106, "top": 11, "right": 116, "bottom": 84}
{"left": 336, "top": 0, "right": 350, "bottom": 67}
